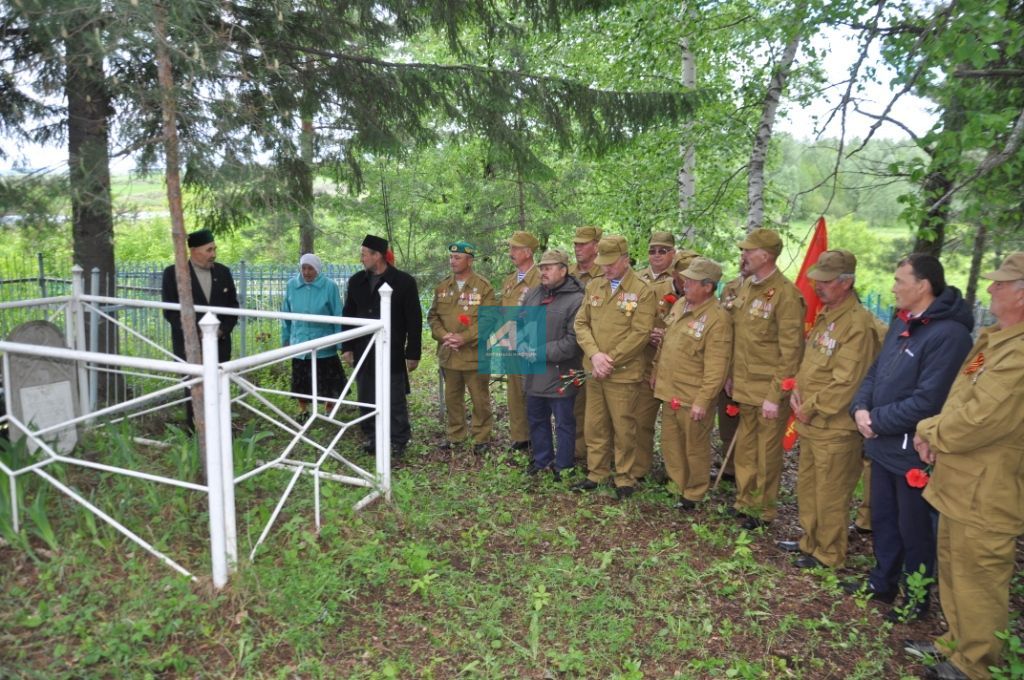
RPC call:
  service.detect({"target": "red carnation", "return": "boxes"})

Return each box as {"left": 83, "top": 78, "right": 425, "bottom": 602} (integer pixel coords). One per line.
{"left": 663, "top": 294, "right": 678, "bottom": 305}
{"left": 780, "top": 377, "right": 797, "bottom": 392}
{"left": 458, "top": 314, "right": 471, "bottom": 326}
{"left": 669, "top": 397, "right": 682, "bottom": 411}
{"left": 556, "top": 387, "right": 565, "bottom": 395}
{"left": 905, "top": 467, "right": 931, "bottom": 489}
{"left": 725, "top": 404, "right": 740, "bottom": 417}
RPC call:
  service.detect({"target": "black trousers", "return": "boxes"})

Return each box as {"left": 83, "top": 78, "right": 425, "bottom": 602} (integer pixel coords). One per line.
{"left": 355, "top": 364, "right": 412, "bottom": 447}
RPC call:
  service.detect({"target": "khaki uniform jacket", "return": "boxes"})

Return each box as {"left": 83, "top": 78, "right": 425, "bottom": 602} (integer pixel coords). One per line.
{"left": 720, "top": 275, "right": 743, "bottom": 313}
{"left": 653, "top": 297, "right": 733, "bottom": 409}
{"left": 574, "top": 269, "right": 656, "bottom": 383}
{"left": 427, "top": 271, "right": 497, "bottom": 371}
{"left": 499, "top": 265, "right": 540, "bottom": 308}
{"left": 644, "top": 277, "right": 678, "bottom": 379}
{"left": 637, "top": 266, "right": 672, "bottom": 285}
{"left": 919, "top": 322, "right": 1024, "bottom": 535}
{"left": 569, "top": 263, "right": 603, "bottom": 286}
{"left": 731, "top": 269, "right": 806, "bottom": 406}
{"left": 794, "top": 295, "right": 883, "bottom": 432}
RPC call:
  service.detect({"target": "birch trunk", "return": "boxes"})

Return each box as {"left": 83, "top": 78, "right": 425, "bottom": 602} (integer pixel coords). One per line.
{"left": 678, "top": 2, "right": 696, "bottom": 240}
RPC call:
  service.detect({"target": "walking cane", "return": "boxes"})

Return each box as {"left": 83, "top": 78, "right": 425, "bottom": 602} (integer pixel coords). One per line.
{"left": 712, "top": 431, "right": 739, "bottom": 491}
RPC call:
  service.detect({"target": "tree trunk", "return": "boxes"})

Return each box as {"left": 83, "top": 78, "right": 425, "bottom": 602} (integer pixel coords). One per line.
{"left": 914, "top": 94, "right": 967, "bottom": 255}
{"left": 964, "top": 222, "right": 987, "bottom": 309}
{"left": 678, "top": 2, "right": 696, "bottom": 241}
{"left": 65, "top": 6, "right": 119, "bottom": 400}
{"left": 155, "top": 3, "right": 205, "bottom": 456}
{"left": 747, "top": 29, "right": 802, "bottom": 233}
{"left": 516, "top": 167, "right": 527, "bottom": 231}
{"left": 298, "top": 115, "right": 315, "bottom": 254}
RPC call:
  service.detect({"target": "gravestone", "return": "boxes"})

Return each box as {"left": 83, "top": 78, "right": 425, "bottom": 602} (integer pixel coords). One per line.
{"left": 6, "top": 320, "right": 79, "bottom": 454}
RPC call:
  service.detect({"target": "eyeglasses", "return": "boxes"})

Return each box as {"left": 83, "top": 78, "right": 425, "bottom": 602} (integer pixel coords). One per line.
{"left": 648, "top": 248, "right": 672, "bottom": 256}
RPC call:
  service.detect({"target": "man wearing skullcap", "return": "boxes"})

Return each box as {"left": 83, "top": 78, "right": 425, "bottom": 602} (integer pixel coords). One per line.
{"left": 728, "top": 228, "right": 805, "bottom": 529}
{"left": 500, "top": 231, "right": 541, "bottom": 453}
{"left": 342, "top": 235, "right": 422, "bottom": 458}
{"left": 427, "top": 241, "right": 497, "bottom": 453}
{"left": 161, "top": 229, "right": 240, "bottom": 430}
{"left": 775, "top": 250, "right": 883, "bottom": 570}
{"left": 907, "top": 252, "right": 1024, "bottom": 680}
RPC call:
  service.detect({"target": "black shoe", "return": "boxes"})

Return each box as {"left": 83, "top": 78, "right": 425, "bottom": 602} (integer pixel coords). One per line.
{"left": 615, "top": 486, "right": 635, "bottom": 500}
{"left": 393, "top": 443, "right": 407, "bottom": 458}
{"left": 886, "top": 598, "right": 929, "bottom": 624}
{"left": 362, "top": 441, "right": 375, "bottom": 454}
{"left": 849, "top": 522, "right": 872, "bottom": 535}
{"left": 923, "top": 661, "right": 969, "bottom": 680}
{"left": 473, "top": 443, "right": 489, "bottom": 456}
{"left": 511, "top": 440, "right": 531, "bottom": 451}
{"left": 794, "top": 554, "right": 824, "bottom": 569}
{"left": 903, "top": 639, "right": 943, "bottom": 660}
{"left": 526, "top": 463, "right": 546, "bottom": 476}
{"left": 841, "top": 579, "right": 897, "bottom": 604}
{"left": 570, "top": 479, "right": 599, "bottom": 492}
{"left": 776, "top": 540, "right": 801, "bottom": 553}
{"left": 675, "top": 498, "right": 697, "bottom": 511}
{"left": 740, "top": 516, "right": 769, "bottom": 531}
{"left": 438, "top": 441, "right": 453, "bottom": 451}
{"left": 724, "top": 507, "right": 740, "bottom": 518}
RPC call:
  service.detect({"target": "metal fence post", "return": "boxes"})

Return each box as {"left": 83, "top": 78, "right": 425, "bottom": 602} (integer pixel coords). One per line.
{"left": 238, "top": 260, "right": 247, "bottom": 357}
{"left": 89, "top": 267, "right": 101, "bottom": 412}
{"left": 199, "top": 312, "right": 228, "bottom": 589}
{"left": 70, "top": 266, "right": 91, "bottom": 420}
{"left": 37, "top": 252, "right": 46, "bottom": 298}
{"left": 376, "top": 284, "right": 393, "bottom": 500}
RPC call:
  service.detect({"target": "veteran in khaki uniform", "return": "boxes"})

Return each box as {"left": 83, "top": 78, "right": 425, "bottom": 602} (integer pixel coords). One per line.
{"left": 910, "top": 253, "right": 1024, "bottom": 680}
{"left": 572, "top": 235, "right": 656, "bottom": 497}
{"left": 652, "top": 257, "right": 732, "bottom": 508}
{"left": 427, "top": 241, "right": 497, "bottom": 451}
{"left": 779, "top": 250, "right": 882, "bottom": 569}
{"left": 728, "top": 228, "right": 805, "bottom": 528}
{"left": 500, "top": 231, "right": 541, "bottom": 452}
{"left": 634, "top": 248, "right": 700, "bottom": 477}
{"left": 569, "top": 226, "right": 604, "bottom": 465}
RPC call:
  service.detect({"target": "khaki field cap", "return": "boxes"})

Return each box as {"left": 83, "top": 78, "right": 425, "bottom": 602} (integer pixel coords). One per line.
{"left": 594, "top": 235, "right": 630, "bottom": 266}
{"left": 807, "top": 249, "right": 857, "bottom": 281}
{"left": 981, "top": 251, "right": 1024, "bottom": 281}
{"left": 649, "top": 231, "right": 675, "bottom": 248}
{"left": 737, "top": 228, "right": 783, "bottom": 256}
{"left": 573, "top": 226, "right": 603, "bottom": 244}
{"left": 681, "top": 257, "right": 723, "bottom": 283}
{"left": 538, "top": 248, "right": 569, "bottom": 267}
{"left": 508, "top": 231, "right": 539, "bottom": 250}
{"left": 672, "top": 249, "right": 700, "bottom": 273}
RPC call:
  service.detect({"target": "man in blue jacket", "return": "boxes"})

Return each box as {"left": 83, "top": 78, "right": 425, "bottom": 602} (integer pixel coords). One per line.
{"left": 846, "top": 254, "right": 973, "bottom": 623}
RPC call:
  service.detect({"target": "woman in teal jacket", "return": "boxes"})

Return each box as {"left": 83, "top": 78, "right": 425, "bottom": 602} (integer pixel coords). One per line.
{"left": 282, "top": 254, "right": 346, "bottom": 415}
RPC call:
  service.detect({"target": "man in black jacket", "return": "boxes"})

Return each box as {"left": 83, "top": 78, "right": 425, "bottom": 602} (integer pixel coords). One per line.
{"left": 342, "top": 235, "right": 422, "bottom": 458}
{"left": 161, "top": 229, "right": 240, "bottom": 430}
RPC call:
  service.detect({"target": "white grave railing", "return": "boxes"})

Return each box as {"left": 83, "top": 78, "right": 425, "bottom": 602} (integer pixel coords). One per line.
{"left": 0, "top": 266, "right": 393, "bottom": 588}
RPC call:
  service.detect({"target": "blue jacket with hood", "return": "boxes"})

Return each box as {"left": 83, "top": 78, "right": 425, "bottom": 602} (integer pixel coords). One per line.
{"left": 851, "top": 286, "right": 974, "bottom": 476}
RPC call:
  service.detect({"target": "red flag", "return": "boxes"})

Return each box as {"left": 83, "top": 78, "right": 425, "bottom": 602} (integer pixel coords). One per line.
{"left": 783, "top": 217, "right": 828, "bottom": 452}
{"left": 794, "top": 217, "right": 828, "bottom": 335}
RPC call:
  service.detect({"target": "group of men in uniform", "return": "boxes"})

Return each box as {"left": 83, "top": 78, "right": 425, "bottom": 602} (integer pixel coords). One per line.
{"left": 426, "top": 225, "right": 1024, "bottom": 680}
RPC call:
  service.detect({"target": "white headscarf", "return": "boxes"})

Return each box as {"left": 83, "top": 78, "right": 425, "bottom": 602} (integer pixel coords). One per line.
{"left": 299, "top": 253, "right": 322, "bottom": 275}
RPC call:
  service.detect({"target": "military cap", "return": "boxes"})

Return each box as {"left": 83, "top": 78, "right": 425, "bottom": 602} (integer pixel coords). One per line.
{"left": 594, "top": 235, "right": 630, "bottom": 266}
{"left": 807, "top": 249, "right": 857, "bottom": 281}
{"left": 681, "top": 257, "right": 723, "bottom": 283}
{"left": 538, "top": 248, "right": 569, "bottom": 267}
{"left": 671, "top": 249, "right": 700, "bottom": 273}
{"left": 508, "top": 231, "right": 540, "bottom": 250}
{"left": 572, "top": 226, "right": 603, "bottom": 244}
{"left": 737, "top": 228, "right": 783, "bottom": 256}
{"left": 187, "top": 229, "right": 215, "bottom": 248}
{"left": 981, "top": 251, "right": 1024, "bottom": 281}
{"left": 649, "top": 231, "right": 676, "bottom": 247}
{"left": 448, "top": 241, "right": 477, "bottom": 256}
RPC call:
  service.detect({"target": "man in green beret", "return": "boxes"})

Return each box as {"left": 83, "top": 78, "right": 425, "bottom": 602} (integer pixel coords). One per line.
{"left": 728, "top": 228, "right": 805, "bottom": 529}
{"left": 569, "top": 226, "right": 604, "bottom": 468}
{"left": 427, "top": 242, "right": 497, "bottom": 453}
{"left": 572, "top": 235, "right": 656, "bottom": 498}
{"left": 501, "top": 231, "right": 541, "bottom": 453}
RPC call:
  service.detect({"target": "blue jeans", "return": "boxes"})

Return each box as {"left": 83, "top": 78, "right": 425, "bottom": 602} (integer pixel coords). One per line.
{"left": 527, "top": 394, "right": 576, "bottom": 471}
{"left": 868, "top": 460, "right": 937, "bottom": 595}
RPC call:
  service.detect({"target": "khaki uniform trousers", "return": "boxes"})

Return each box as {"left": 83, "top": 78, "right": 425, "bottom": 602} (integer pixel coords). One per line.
{"left": 585, "top": 379, "right": 640, "bottom": 488}
{"left": 506, "top": 374, "right": 529, "bottom": 443}
{"left": 716, "top": 389, "right": 739, "bottom": 476}
{"left": 796, "top": 425, "right": 863, "bottom": 567}
{"left": 632, "top": 380, "right": 660, "bottom": 479}
{"left": 854, "top": 457, "right": 872, "bottom": 531}
{"left": 574, "top": 386, "right": 588, "bottom": 464}
{"left": 662, "top": 403, "right": 716, "bottom": 502}
{"left": 936, "top": 515, "right": 1015, "bottom": 680}
{"left": 442, "top": 368, "right": 493, "bottom": 443}
{"left": 733, "top": 402, "right": 791, "bottom": 521}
